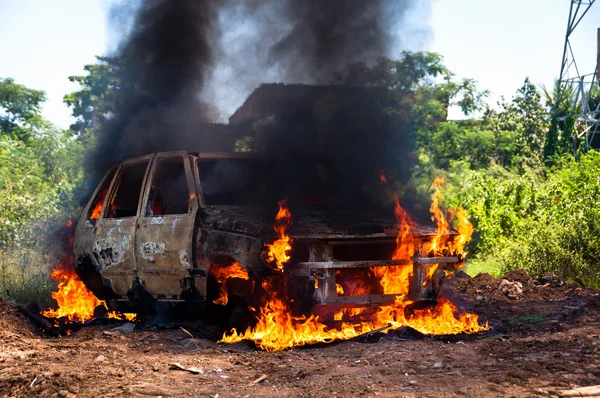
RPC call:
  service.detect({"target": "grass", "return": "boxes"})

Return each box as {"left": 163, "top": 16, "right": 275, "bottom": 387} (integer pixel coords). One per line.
{"left": 463, "top": 258, "right": 503, "bottom": 278}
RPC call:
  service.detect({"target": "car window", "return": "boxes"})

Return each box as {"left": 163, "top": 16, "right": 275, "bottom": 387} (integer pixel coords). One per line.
{"left": 145, "top": 156, "right": 190, "bottom": 216}
{"left": 88, "top": 168, "right": 117, "bottom": 219}
{"left": 105, "top": 160, "right": 150, "bottom": 219}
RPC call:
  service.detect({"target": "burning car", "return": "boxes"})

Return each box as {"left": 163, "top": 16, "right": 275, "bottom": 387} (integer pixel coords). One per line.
{"left": 74, "top": 151, "right": 470, "bottom": 321}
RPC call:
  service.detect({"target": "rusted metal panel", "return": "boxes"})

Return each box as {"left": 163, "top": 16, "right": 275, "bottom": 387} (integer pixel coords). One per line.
{"left": 415, "top": 256, "right": 460, "bottom": 264}
{"left": 195, "top": 228, "right": 265, "bottom": 271}
{"left": 290, "top": 259, "right": 411, "bottom": 269}
{"left": 196, "top": 152, "right": 259, "bottom": 160}
{"left": 135, "top": 151, "right": 199, "bottom": 297}
{"left": 94, "top": 154, "right": 154, "bottom": 297}
{"left": 315, "top": 293, "right": 399, "bottom": 306}
{"left": 94, "top": 220, "right": 137, "bottom": 295}
{"left": 73, "top": 167, "right": 117, "bottom": 276}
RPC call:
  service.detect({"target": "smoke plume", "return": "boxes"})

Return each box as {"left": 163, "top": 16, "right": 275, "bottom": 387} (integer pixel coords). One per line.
{"left": 209, "top": 0, "right": 424, "bottom": 115}
{"left": 92, "top": 0, "right": 431, "bottom": 215}
{"left": 93, "top": 0, "right": 225, "bottom": 173}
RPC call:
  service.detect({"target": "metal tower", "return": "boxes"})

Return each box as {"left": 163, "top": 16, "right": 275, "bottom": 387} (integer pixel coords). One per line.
{"left": 554, "top": 0, "right": 599, "bottom": 151}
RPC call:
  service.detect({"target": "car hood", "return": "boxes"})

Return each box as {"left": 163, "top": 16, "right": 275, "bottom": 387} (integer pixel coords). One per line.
{"left": 200, "top": 205, "right": 439, "bottom": 240}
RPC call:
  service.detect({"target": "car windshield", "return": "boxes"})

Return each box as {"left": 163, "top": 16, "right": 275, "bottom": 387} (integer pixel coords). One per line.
{"left": 197, "top": 157, "right": 381, "bottom": 210}
{"left": 198, "top": 158, "right": 280, "bottom": 205}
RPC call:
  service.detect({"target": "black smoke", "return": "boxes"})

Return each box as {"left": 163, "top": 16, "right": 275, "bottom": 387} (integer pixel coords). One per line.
{"left": 269, "top": 0, "right": 404, "bottom": 82}
{"left": 208, "top": 0, "right": 421, "bottom": 113}
{"left": 92, "top": 0, "right": 430, "bottom": 216}
{"left": 92, "top": 0, "right": 228, "bottom": 174}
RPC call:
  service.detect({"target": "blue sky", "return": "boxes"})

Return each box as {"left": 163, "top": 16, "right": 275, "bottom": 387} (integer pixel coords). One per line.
{"left": 1, "top": 0, "right": 599, "bottom": 128}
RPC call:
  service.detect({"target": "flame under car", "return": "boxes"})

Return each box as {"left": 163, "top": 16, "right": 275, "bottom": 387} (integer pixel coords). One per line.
{"left": 74, "top": 151, "right": 461, "bottom": 320}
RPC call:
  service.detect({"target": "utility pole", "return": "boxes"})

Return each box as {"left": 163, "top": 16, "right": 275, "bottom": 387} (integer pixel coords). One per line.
{"left": 553, "top": 0, "right": 599, "bottom": 152}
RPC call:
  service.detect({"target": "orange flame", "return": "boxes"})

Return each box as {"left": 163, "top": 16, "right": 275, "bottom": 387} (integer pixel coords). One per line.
{"left": 424, "top": 177, "right": 450, "bottom": 256}
{"left": 372, "top": 171, "right": 415, "bottom": 296}
{"left": 264, "top": 199, "right": 292, "bottom": 271}
{"left": 221, "top": 288, "right": 486, "bottom": 352}
{"left": 90, "top": 186, "right": 109, "bottom": 220}
{"left": 42, "top": 263, "right": 137, "bottom": 323}
{"left": 42, "top": 267, "right": 107, "bottom": 322}
{"left": 449, "top": 205, "right": 474, "bottom": 255}
{"left": 210, "top": 261, "right": 249, "bottom": 306}
{"left": 42, "top": 221, "right": 136, "bottom": 325}
{"left": 220, "top": 180, "right": 486, "bottom": 352}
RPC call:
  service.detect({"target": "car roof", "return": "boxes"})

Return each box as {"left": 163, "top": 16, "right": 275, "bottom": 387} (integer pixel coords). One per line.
{"left": 194, "top": 152, "right": 258, "bottom": 159}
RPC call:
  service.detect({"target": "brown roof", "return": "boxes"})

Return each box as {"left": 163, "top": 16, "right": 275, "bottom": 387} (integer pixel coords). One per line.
{"left": 228, "top": 83, "right": 388, "bottom": 125}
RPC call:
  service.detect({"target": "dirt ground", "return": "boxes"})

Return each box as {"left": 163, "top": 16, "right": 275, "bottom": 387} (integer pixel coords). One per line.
{"left": 1, "top": 270, "right": 599, "bottom": 397}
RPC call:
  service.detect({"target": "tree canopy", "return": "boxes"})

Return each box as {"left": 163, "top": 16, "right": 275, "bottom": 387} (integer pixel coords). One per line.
{"left": 0, "top": 78, "right": 47, "bottom": 141}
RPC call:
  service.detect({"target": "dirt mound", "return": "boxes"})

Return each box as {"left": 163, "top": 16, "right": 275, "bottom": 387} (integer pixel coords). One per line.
{"left": 0, "top": 299, "right": 39, "bottom": 341}
{"left": 449, "top": 269, "right": 594, "bottom": 303}
{"left": 502, "top": 268, "right": 529, "bottom": 282}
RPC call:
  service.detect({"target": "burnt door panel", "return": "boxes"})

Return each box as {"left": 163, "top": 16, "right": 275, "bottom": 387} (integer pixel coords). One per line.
{"left": 93, "top": 156, "right": 152, "bottom": 296}
{"left": 135, "top": 152, "right": 199, "bottom": 297}
{"left": 73, "top": 166, "right": 117, "bottom": 299}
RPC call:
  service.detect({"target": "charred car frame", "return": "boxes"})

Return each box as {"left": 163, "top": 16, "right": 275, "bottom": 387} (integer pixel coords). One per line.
{"left": 74, "top": 151, "right": 462, "bottom": 318}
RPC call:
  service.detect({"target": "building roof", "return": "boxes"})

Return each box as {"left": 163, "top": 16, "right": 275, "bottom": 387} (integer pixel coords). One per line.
{"left": 229, "top": 83, "right": 388, "bottom": 125}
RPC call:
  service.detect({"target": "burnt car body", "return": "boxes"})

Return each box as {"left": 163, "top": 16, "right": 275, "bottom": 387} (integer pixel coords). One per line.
{"left": 74, "top": 151, "right": 460, "bottom": 316}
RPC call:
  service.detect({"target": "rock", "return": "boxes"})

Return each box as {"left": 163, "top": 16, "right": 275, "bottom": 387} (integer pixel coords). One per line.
{"left": 537, "top": 273, "right": 564, "bottom": 287}
{"left": 169, "top": 362, "right": 204, "bottom": 374}
{"left": 183, "top": 338, "right": 203, "bottom": 349}
{"left": 499, "top": 279, "right": 523, "bottom": 299}
{"left": 111, "top": 322, "right": 136, "bottom": 333}
{"left": 94, "top": 354, "right": 106, "bottom": 362}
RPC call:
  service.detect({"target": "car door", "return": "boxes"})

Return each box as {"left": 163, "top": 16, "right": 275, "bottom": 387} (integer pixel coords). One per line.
{"left": 135, "top": 151, "right": 199, "bottom": 297}
{"left": 92, "top": 154, "right": 153, "bottom": 297}
{"left": 73, "top": 165, "right": 117, "bottom": 298}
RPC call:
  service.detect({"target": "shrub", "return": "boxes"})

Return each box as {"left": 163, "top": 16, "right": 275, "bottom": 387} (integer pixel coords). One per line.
{"left": 442, "top": 151, "right": 600, "bottom": 286}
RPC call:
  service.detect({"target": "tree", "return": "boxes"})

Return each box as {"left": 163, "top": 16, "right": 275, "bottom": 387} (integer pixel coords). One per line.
{"left": 0, "top": 77, "right": 85, "bottom": 303}
{"left": 481, "top": 78, "right": 549, "bottom": 169}
{"left": 0, "top": 78, "right": 47, "bottom": 141}
{"left": 63, "top": 56, "right": 122, "bottom": 141}
{"left": 334, "top": 52, "right": 488, "bottom": 120}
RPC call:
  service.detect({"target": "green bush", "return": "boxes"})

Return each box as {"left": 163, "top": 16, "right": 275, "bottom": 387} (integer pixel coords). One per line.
{"left": 0, "top": 249, "right": 54, "bottom": 305}
{"left": 442, "top": 151, "right": 600, "bottom": 286}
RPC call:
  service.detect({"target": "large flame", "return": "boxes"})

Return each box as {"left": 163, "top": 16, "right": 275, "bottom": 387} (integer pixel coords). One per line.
{"left": 424, "top": 177, "right": 450, "bottom": 256}
{"left": 210, "top": 261, "right": 249, "bottom": 306}
{"left": 264, "top": 199, "right": 292, "bottom": 271}
{"left": 42, "top": 220, "right": 136, "bottom": 324}
{"left": 449, "top": 205, "right": 474, "bottom": 255}
{"left": 220, "top": 177, "right": 487, "bottom": 351}
{"left": 373, "top": 171, "right": 415, "bottom": 296}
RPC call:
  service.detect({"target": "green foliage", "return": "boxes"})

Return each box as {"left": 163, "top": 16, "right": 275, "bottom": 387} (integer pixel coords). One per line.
{"left": 421, "top": 122, "right": 494, "bottom": 170}
{"left": 0, "top": 131, "right": 84, "bottom": 250}
{"left": 405, "top": 77, "right": 596, "bottom": 285}
{"left": 0, "top": 77, "right": 84, "bottom": 304}
{"left": 0, "top": 249, "right": 54, "bottom": 305}
{"left": 335, "top": 52, "right": 489, "bottom": 123}
{"left": 541, "top": 79, "right": 600, "bottom": 160}
{"left": 443, "top": 151, "right": 600, "bottom": 286}
{"left": 0, "top": 78, "right": 48, "bottom": 141}
{"left": 63, "top": 56, "right": 121, "bottom": 139}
